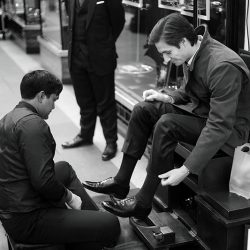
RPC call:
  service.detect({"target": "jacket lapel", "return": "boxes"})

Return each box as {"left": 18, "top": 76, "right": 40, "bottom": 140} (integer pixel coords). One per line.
{"left": 86, "top": 0, "right": 97, "bottom": 30}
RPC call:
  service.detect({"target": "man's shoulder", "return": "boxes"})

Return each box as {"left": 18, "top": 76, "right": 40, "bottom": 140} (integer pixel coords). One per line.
{"left": 196, "top": 40, "right": 244, "bottom": 75}
{"left": 10, "top": 108, "right": 47, "bottom": 135}
{"left": 12, "top": 107, "right": 39, "bottom": 125}
{"left": 200, "top": 38, "right": 240, "bottom": 64}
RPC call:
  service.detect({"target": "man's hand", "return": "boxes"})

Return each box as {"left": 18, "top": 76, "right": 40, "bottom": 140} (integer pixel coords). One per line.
{"left": 158, "top": 165, "right": 190, "bottom": 186}
{"left": 142, "top": 89, "right": 173, "bottom": 103}
{"left": 65, "top": 189, "right": 82, "bottom": 210}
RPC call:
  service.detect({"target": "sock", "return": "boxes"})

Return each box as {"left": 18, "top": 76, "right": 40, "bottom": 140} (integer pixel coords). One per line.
{"left": 114, "top": 154, "right": 137, "bottom": 186}
{"left": 135, "top": 173, "right": 160, "bottom": 207}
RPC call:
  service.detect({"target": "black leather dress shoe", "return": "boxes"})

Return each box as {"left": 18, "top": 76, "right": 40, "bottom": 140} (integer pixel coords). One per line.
{"left": 102, "top": 196, "right": 151, "bottom": 219}
{"left": 62, "top": 135, "right": 93, "bottom": 149}
{"left": 102, "top": 143, "right": 117, "bottom": 161}
{"left": 82, "top": 177, "right": 129, "bottom": 199}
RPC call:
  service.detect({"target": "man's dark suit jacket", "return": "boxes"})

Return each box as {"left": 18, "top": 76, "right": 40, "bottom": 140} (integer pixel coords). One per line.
{"left": 168, "top": 25, "right": 250, "bottom": 175}
{"left": 65, "top": 0, "right": 125, "bottom": 75}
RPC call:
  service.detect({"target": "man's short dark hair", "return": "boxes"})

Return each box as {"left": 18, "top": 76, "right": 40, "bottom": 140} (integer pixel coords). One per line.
{"left": 20, "top": 70, "right": 63, "bottom": 99}
{"left": 148, "top": 13, "right": 198, "bottom": 48}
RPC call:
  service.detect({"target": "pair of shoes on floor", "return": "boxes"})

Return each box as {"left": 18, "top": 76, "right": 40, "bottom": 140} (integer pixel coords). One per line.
{"left": 62, "top": 135, "right": 117, "bottom": 161}
{"left": 83, "top": 177, "right": 151, "bottom": 219}
{"left": 61, "top": 134, "right": 93, "bottom": 148}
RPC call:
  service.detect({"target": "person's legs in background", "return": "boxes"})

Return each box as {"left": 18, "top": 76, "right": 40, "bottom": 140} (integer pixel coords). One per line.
{"left": 90, "top": 72, "right": 118, "bottom": 161}
{"left": 62, "top": 63, "right": 96, "bottom": 148}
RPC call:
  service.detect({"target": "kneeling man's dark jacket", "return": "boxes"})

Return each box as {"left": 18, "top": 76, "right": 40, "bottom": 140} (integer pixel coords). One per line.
{"left": 0, "top": 102, "right": 67, "bottom": 214}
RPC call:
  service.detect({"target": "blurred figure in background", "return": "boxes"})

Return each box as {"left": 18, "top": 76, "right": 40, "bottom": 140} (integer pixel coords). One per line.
{"left": 62, "top": 0, "right": 125, "bottom": 161}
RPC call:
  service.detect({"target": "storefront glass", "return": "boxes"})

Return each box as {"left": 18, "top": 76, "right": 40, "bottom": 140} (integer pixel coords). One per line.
{"left": 116, "top": 0, "right": 228, "bottom": 102}
{"left": 5, "top": 0, "right": 41, "bottom": 25}
{"left": 116, "top": 2, "right": 173, "bottom": 102}
{"left": 40, "top": 0, "right": 68, "bottom": 50}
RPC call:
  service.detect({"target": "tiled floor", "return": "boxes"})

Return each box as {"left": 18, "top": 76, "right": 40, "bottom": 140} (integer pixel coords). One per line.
{"left": 0, "top": 39, "right": 148, "bottom": 249}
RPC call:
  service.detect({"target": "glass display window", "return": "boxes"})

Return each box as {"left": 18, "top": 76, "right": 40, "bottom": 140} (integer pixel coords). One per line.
{"left": 122, "top": 0, "right": 144, "bottom": 8}
{"left": 5, "top": 0, "right": 41, "bottom": 25}
{"left": 116, "top": 1, "right": 175, "bottom": 103}
{"left": 40, "top": 0, "right": 68, "bottom": 50}
{"left": 200, "top": 0, "right": 226, "bottom": 45}
{"left": 4, "top": 0, "right": 42, "bottom": 53}
{"left": 158, "top": 0, "right": 210, "bottom": 21}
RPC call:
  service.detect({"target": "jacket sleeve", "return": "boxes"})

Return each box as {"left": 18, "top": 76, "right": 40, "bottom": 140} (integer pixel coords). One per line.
{"left": 167, "top": 84, "right": 190, "bottom": 104}
{"left": 164, "top": 64, "right": 190, "bottom": 104}
{"left": 184, "top": 63, "right": 243, "bottom": 174}
{"left": 18, "top": 117, "right": 67, "bottom": 202}
{"left": 106, "top": 0, "right": 125, "bottom": 41}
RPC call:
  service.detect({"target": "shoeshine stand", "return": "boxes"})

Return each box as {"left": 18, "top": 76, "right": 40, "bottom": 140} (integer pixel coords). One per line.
{"left": 130, "top": 209, "right": 195, "bottom": 250}
{"left": 130, "top": 142, "right": 250, "bottom": 250}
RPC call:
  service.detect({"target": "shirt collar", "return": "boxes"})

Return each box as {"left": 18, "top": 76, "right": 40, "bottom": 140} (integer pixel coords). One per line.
{"left": 187, "top": 36, "right": 202, "bottom": 67}
{"left": 16, "top": 101, "right": 38, "bottom": 114}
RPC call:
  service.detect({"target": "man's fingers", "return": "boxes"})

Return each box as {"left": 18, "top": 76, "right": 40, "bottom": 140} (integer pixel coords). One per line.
{"left": 158, "top": 171, "right": 170, "bottom": 179}
{"left": 161, "top": 178, "right": 170, "bottom": 186}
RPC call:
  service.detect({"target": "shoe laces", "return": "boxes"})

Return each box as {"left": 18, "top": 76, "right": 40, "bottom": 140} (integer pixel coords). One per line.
{"left": 118, "top": 197, "right": 135, "bottom": 207}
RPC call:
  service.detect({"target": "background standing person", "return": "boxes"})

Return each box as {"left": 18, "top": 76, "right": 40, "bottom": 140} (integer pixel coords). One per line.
{"left": 0, "top": 70, "right": 120, "bottom": 250}
{"left": 62, "top": 0, "right": 125, "bottom": 161}
{"left": 82, "top": 13, "right": 250, "bottom": 219}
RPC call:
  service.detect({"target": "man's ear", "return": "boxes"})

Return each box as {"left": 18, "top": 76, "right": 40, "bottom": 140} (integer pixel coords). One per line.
{"left": 37, "top": 91, "right": 45, "bottom": 103}
{"left": 181, "top": 38, "right": 188, "bottom": 47}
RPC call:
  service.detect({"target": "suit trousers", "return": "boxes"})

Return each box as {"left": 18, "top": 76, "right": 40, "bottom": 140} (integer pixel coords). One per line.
{"left": 122, "top": 101, "right": 207, "bottom": 176}
{"left": 1, "top": 161, "right": 120, "bottom": 250}
{"left": 70, "top": 51, "right": 117, "bottom": 144}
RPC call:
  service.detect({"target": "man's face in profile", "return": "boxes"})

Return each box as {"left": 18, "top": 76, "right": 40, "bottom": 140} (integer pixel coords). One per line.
{"left": 155, "top": 38, "right": 191, "bottom": 66}
{"left": 38, "top": 93, "right": 59, "bottom": 120}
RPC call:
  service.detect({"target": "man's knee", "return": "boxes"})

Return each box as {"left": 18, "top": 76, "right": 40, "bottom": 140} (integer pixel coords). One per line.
{"left": 55, "top": 161, "right": 76, "bottom": 185}
{"left": 130, "top": 101, "right": 152, "bottom": 120}
{"left": 154, "top": 114, "right": 177, "bottom": 134}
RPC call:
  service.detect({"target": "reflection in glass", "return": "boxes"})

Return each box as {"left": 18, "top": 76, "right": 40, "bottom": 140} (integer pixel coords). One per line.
{"left": 6, "top": 0, "right": 41, "bottom": 25}
{"left": 204, "top": 0, "right": 226, "bottom": 44}
{"left": 25, "top": 0, "right": 40, "bottom": 24}
{"left": 116, "top": 3, "right": 164, "bottom": 100}
{"left": 41, "top": 0, "right": 68, "bottom": 50}
{"left": 158, "top": 0, "right": 210, "bottom": 20}
{"left": 122, "top": 0, "right": 143, "bottom": 8}
{"left": 117, "top": 5, "right": 153, "bottom": 75}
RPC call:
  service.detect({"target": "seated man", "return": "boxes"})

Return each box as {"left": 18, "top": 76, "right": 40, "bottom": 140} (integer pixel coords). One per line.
{"left": 0, "top": 70, "right": 120, "bottom": 250}
{"left": 83, "top": 13, "right": 250, "bottom": 219}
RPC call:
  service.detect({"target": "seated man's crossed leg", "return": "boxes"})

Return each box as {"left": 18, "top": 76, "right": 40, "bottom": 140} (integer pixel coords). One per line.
{"left": 83, "top": 101, "right": 206, "bottom": 219}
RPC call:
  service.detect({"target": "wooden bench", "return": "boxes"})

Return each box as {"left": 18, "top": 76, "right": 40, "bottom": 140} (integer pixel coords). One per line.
{"left": 151, "top": 140, "right": 250, "bottom": 250}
